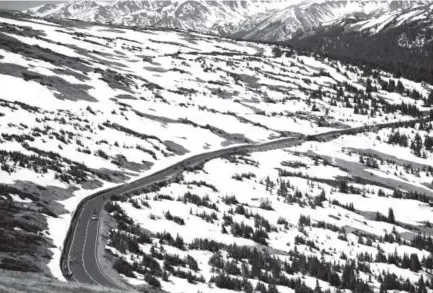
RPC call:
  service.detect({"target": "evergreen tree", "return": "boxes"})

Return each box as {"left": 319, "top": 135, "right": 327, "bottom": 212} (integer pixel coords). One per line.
{"left": 410, "top": 253, "right": 422, "bottom": 272}
{"left": 314, "top": 279, "right": 322, "bottom": 293}
{"left": 427, "top": 91, "right": 433, "bottom": 106}
{"left": 388, "top": 208, "right": 395, "bottom": 223}
{"left": 388, "top": 80, "right": 396, "bottom": 92}
{"left": 397, "top": 80, "right": 405, "bottom": 94}
{"left": 411, "top": 133, "right": 424, "bottom": 157}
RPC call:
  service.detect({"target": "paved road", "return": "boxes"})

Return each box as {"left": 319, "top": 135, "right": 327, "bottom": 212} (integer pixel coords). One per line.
{"left": 62, "top": 116, "right": 432, "bottom": 289}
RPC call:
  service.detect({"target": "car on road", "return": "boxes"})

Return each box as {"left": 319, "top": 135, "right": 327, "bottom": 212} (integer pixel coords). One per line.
{"left": 91, "top": 209, "right": 98, "bottom": 220}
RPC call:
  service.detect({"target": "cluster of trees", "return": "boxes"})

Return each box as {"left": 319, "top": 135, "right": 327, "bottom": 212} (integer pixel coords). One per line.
{"left": 155, "top": 231, "right": 185, "bottom": 250}
{"left": 232, "top": 172, "right": 256, "bottom": 181}
{"left": 227, "top": 206, "right": 273, "bottom": 233}
{"left": 113, "top": 258, "right": 134, "bottom": 278}
{"left": 411, "top": 233, "right": 433, "bottom": 253}
{"left": 110, "top": 221, "right": 208, "bottom": 286}
{"left": 379, "top": 272, "right": 430, "bottom": 293}
{"left": 326, "top": 77, "right": 426, "bottom": 119}
{"left": 210, "top": 272, "right": 279, "bottom": 293}
{"left": 164, "top": 210, "right": 185, "bottom": 225}
{"left": 359, "top": 155, "right": 379, "bottom": 169}
{"left": 191, "top": 208, "right": 218, "bottom": 223}
{"left": 375, "top": 207, "right": 396, "bottom": 224}
{"left": 206, "top": 241, "right": 376, "bottom": 293}
{"left": 0, "top": 148, "right": 92, "bottom": 184}
{"left": 390, "top": 189, "right": 432, "bottom": 204}
{"left": 272, "top": 46, "right": 293, "bottom": 58}
{"left": 112, "top": 228, "right": 433, "bottom": 292}
{"left": 375, "top": 248, "right": 423, "bottom": 272}
{"left": 385, "top": 102, "right": 421, "bottom": 117}
{"left": 221, "top": 218, "right": 269, "bottom": 245}
{"left": 222, "top": 195, "right": 239, "bottom": 205}
{"left": 184, "top": 180, "right": 219, "bottom": 192}
{"left": 179, "top": 191, "right": 219, "bottom": 211}
{"left": 388, "top": 130, "right": 433, "bottom": 158}
{"left": 388, "top": 131, "right": 409, "bottom": 147}
{"left": 339, "top": 180, "right": 359, "bottom": 194}
{"left": 380, "top": 79, "right": 406, "bottom": 94}
{"left": 102, "top": 121, "right": 161, "bottom": 142}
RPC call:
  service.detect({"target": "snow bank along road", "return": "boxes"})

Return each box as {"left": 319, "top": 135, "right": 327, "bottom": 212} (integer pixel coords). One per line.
{"left": 61, "top": 115, "right": 432, "bottom": 289}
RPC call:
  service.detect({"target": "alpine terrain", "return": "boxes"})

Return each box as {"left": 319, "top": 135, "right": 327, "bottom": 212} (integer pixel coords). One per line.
{"left": 25, "top": 0, "right": 433, "bottom": 42}
{"left": 26, "top": 0, "right": 433, "bottom": 83}
{"left": 0, "top": 3, "right": 433, "bottom": 293}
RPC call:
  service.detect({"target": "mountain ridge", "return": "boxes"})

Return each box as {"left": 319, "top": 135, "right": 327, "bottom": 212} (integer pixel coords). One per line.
{"left": 26, "top": 0, "right": 433, "bottom": 42}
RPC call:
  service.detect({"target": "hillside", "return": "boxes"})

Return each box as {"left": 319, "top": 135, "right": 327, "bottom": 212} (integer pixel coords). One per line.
{"left": 26, "top": 0, "right": 433, "bottom": 88}
{"left": 26, "top": 0, "right": 432, "bottom": 42}
{"left": 290, "top": 2, "right": 433, "bottom": 85}
{"left": 0, "top": 269, "right": 133, "bottom": 293}
{"left": 0, "top": 11, "right": 433, "bottom": 293}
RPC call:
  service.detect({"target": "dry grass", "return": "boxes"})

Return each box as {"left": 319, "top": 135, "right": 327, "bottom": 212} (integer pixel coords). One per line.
{"left": 0, "top": 270, "right": 133, "bottom": 293}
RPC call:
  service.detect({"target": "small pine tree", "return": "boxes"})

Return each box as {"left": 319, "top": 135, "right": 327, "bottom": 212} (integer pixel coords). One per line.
{"left": 388, "top": 208, "right": 395, "bottom": 223}
{"left": 397, "top": 80, "right": 405, "bottom": 93}
{"left": 427, "top": 91, "right": 433, "bottom": 106}
{"left": 410, "top": 253, "right": 422, "bottom": 272}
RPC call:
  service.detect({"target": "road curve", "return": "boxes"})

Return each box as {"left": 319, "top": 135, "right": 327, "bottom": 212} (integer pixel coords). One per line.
{"left": 61, "top": 116, "right": 432, "bottom": 289}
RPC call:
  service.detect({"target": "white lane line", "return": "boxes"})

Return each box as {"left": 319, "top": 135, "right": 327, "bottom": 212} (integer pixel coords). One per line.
{"left": 93, "top": 199, "right": 123, "bottom": 289}
{"left": 82, "top": 216, "right": 103, "bottom": 286}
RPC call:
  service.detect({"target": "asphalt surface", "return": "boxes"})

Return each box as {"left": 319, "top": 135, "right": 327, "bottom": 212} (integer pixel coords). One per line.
{"left": 62, "top": 116, "right": 432, "bottom": 289}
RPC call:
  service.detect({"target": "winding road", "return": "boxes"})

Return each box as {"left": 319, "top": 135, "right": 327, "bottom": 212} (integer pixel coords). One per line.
{"left": 61, "top": 116, "right": 432, "bottom": 289}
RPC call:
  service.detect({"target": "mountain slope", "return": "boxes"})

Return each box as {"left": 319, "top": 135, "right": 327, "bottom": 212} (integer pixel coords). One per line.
{"left": 26, "top": 0, "right": 280, "bottom": 35}
{"left": 0, "top": 269, "right": 132, "bottom": 293}
{"left": 289, "top": 2, "right": 433, "bottom": 84}
{"left": 27, "top": 0, "right": 433, "bottom": 42}
{"left": 1, "top": 11, "right": 433, "bottom": 293}
{"left": 233, "top": 0, "right": 422, "bottom": 41}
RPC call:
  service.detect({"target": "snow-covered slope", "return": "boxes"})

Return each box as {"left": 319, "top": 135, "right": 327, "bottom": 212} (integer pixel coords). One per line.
{"left": 1, "top": 11, "right": 433, "bottom": 293}
{"left": 289, "top": 1, "right": 433, "bottom": 86}
{"left": 234, "top": 0, "right": 425, "bottom": 41}
{"left": 321, "top": 1, "right": 433, "bottom": 35}
{"left": 26, "top": 0, "right": 433, "bottom": 42}
{"left": 26, "top": 0, "right": 282, "bottom": 36}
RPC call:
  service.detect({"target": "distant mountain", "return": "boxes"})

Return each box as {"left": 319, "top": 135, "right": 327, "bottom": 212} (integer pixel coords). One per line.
{"left": 25, "top": 0, "right": 280, "bottom": 36}
{"left": 289, "top": 1, "right": 433, "bottom": 84}
{"left": 26, "top": 0, "right": 433, "bottom": 42}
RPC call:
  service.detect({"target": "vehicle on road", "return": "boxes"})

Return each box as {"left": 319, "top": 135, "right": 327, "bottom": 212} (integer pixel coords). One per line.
{"left": 91, "top": 209, "right": 98, "bottom": 220}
